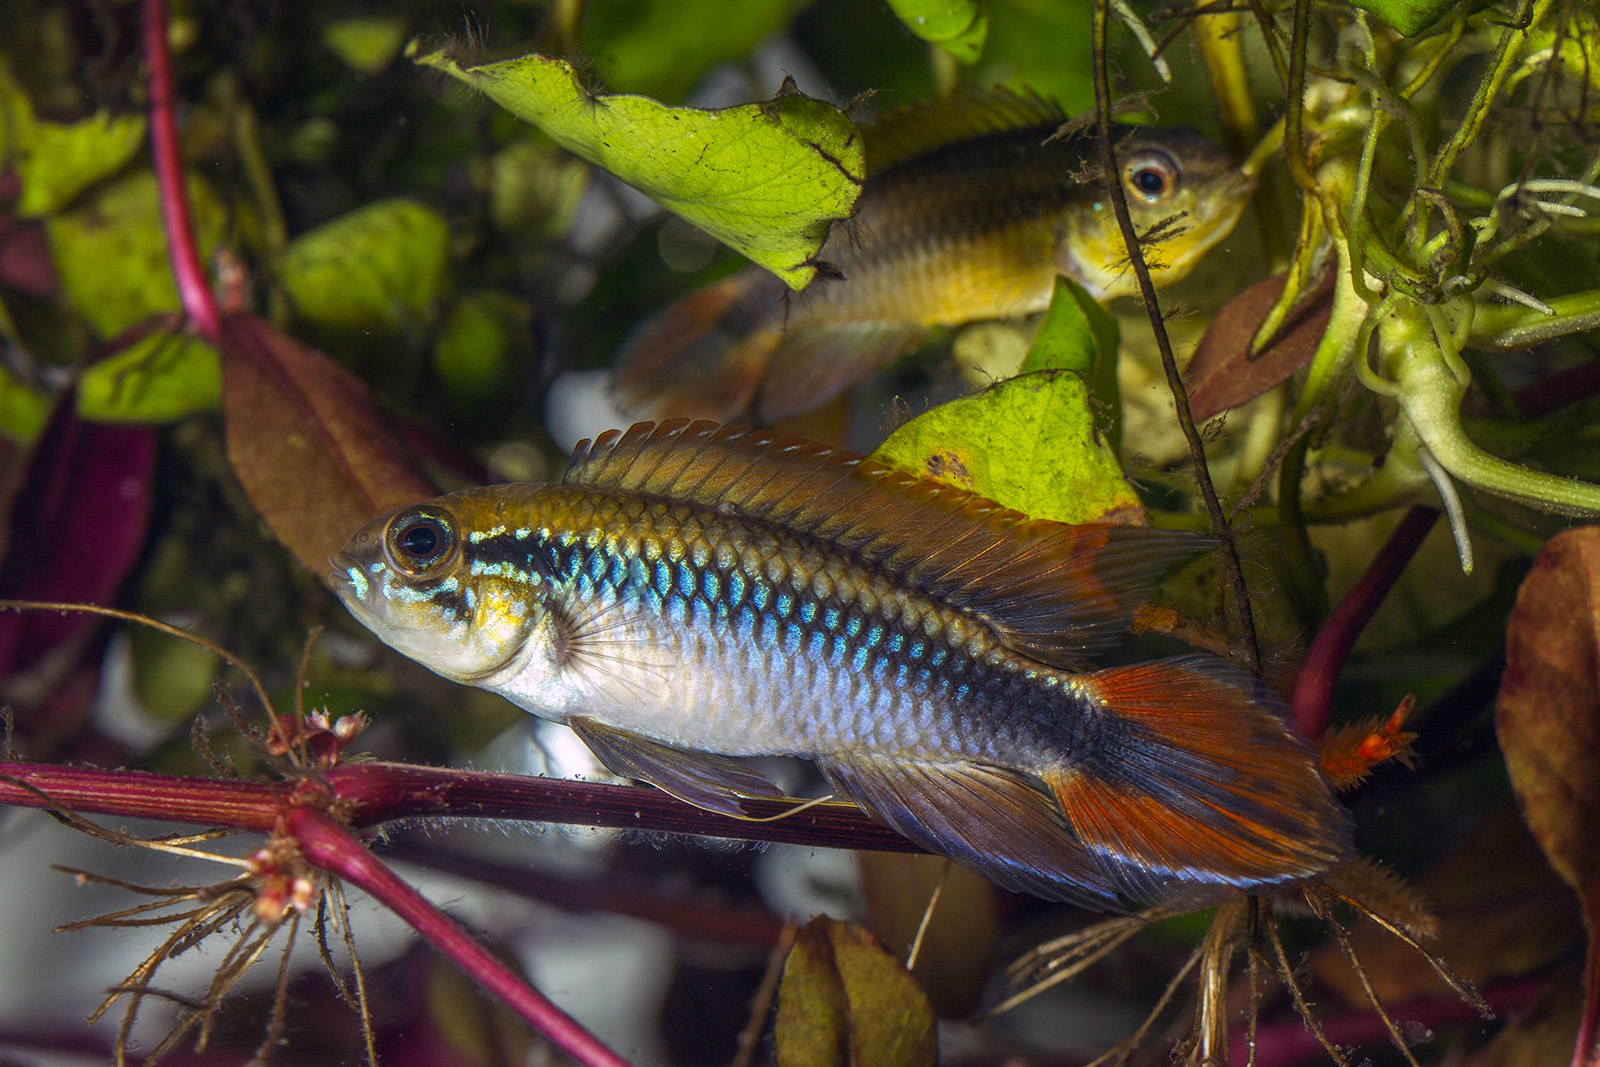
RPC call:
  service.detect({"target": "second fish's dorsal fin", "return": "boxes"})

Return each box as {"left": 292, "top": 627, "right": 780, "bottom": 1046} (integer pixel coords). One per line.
{"left": 863, "top": 86, "right": 1066, "bottom": 174}
{"left": 564, "top": 421, "right": 1208, "bottom": 666}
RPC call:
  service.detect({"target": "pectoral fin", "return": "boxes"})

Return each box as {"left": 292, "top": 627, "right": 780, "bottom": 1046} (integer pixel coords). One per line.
{"left": 814, "top": 752, "right": 1125, "bottom": 911}
{"left": 568, "top": 717, "right": 786, "bottom": 818}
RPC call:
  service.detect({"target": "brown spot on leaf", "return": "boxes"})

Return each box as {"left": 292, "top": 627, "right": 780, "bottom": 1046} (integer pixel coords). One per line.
{"left": 925, "top": 451, "right": 971, "bottom": 484}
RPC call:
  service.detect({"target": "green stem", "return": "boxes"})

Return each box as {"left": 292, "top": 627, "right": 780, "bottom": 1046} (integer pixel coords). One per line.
{"left": 1471, "top": 290, "right": 1600, "bottom": 350}
{"left": 1395, "top": 342, "right": 1600, "bottom": 515}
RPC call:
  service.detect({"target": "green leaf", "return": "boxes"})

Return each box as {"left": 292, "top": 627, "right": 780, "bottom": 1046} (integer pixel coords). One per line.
{"left": 775, "top": 917, "right": 937, "bottom": 1067}
{"left": 1347, "top": 0, "right": 1457, "bottom": 36}
{"left": 489, "top": 141, "right": 590, "bottom": 239}
{"left": 77, "top": 329, "right": 222, "bottom": 423}
{"left": 0, "top": 56, "right": 37, "bottom": 168}
{"left": 433, "top": 292, "right": 529, "bottom": 398}
{"left": 0, "top": 363, "right": 49, "bottom": 443}
{"left": 977, "top": 0, "right": 1093, "bottom": 115}
{"left": 130, "top": 624, "right": 219, "bottom": 723}
{"left": 885, "top": 0, "right": 989, "bottom": 64}
{"left": 414, "top": 47, "right": 864, "bottom": 290}
{"left": 277, "top": 198, "right": 449, "bottom": 331}
{"left": 1021, "top": 275, "right": 1119, "bottom": 376}
{"left": 323, "top": 16, "right": 408, "bottom": 75}
{"left": 871, "top": 369, "right": 1141, "bottom": 525}
{"left": 45, "top": 171, "right": 227, "bottom": 338}
{"left": 16, "top": 112, "right": 147, "bottom": 217}
{"left": 577, "top": 0, "right": 807, "bottom": 102}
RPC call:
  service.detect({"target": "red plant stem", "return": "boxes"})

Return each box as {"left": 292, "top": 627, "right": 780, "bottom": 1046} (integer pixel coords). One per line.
{"left": 1233, "top": 974, "right": 1543, "bottom": 1067}
{"left": 287, "top": 807, "right": 636, "bottom": 1067}
{"left": 0, "top": 760, "right": 918, "bottom": 853}
{"left": 143, "top": 0, "right": 222, "bottom": 343}
{"left": 1289, "top": 505, "right": 1440, "bottom": 740}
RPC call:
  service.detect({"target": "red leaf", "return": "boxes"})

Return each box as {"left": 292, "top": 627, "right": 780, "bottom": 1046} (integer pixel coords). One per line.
{"left": 0, "top": 402, "right": 156, "bottom": 675}
{"left": 1186, "top": 270, "right": 1335, "bottom": 423}
{"left": 0, "top": 213, "right": 59, "bottom": 297}
{"left": 1496, "top": 526, "right": 1600, "bottom": 1067}
{"left": 219, "top": 313, "right": 436, "bottom": 579}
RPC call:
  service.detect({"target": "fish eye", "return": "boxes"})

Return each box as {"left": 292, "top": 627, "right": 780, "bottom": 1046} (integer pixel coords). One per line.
{"left": 1125, "top": 152, "right": 1178, "bottom": 203}
{"left": 385, "top": 508, "right": 456, "bottom": 575}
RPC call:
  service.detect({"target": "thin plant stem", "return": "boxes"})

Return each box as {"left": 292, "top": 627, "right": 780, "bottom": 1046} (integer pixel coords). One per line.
{"left": 143, "top": 0, "right": 222, "bottom": 343}
{"left": 287, "top": 807, "right": 637, "bottom": 1067}
{"left": 1290, "top": 505, "right": 1440, "bottom": 740}
{"left": 1091, "top": 0, "right": 1260, "bottom": 672}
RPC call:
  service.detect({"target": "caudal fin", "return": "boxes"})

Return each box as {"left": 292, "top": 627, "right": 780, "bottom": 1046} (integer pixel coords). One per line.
{"left": 609, "top": 267, "right": 788, "bottom": 422}
{"left": 1046, "top": 655, "right": 1353, "bottom": 905}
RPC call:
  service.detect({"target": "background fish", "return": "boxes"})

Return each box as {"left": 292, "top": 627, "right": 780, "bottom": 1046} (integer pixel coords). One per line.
{"left": 610, "top": 90, "right": 1258, "bottom": 422}
{"left": 331, "top": 421, "right": 1350, "bottom": 909}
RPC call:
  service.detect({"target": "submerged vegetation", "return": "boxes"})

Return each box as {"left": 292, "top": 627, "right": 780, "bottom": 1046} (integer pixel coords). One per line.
{"left": 1, "top": 0, "right": 1598, "bottom": 1065}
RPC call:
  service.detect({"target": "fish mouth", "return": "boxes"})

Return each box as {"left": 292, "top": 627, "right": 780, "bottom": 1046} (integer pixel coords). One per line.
{"left": 327, "top": 550, "right": 370, "bottom": 608}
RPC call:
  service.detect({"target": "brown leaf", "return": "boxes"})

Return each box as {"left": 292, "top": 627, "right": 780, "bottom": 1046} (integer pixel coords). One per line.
{"left": 1497, "top": 526, "right": 1600, "bottom": 1067}
{"left": 219, "top": 313, "right": 435, "bottom": 579}
{"left": 1185, "top": 270, "right": 1335, "bottom": 423}
{"left": 857, "top": 854, "right": 998, "bottom": 1018}
{"left": 775, "top": 916, "right": 937, "bottom": 1067}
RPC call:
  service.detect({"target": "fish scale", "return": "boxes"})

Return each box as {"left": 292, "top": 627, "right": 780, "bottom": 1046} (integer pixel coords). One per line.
{"left": 332, "top": 420, "right": 1353, "bottom": 909}
{"left": 499, "top": 486, "right": 1063, "bottom": 763}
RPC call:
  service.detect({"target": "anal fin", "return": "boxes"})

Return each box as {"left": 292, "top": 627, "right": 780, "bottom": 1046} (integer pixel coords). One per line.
{"left": 814, "top": 752, "right": 1125, "bottom": 911}
{"left": 568, "top": 717, "right": 785, "bottom": 818}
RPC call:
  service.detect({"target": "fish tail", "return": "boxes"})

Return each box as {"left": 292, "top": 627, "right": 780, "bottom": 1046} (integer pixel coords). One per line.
{"left": 1043, "top": 654, "right": 1354, "bottom": 905}
{"left": 609, "top": 267, "right": 788, "bottom": 422}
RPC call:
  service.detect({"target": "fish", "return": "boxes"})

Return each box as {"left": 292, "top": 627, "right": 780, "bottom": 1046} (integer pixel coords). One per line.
{"left": 330, "top": 420, "right": 1351, "bottom": 910}
{"left": 609, "top": 89, "right": 1258, "bottom": 423}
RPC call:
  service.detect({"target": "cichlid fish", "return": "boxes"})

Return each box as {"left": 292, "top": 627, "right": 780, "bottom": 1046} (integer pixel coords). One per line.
{"left": 610, "top": 90, "right": 1258, "bottom": 422}
{"left": 331, "top": 420, "right": 1351, "bottom": 909}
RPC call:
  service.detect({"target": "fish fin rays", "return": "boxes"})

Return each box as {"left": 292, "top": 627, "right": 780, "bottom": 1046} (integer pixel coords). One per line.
{"left": 814, "top": 752, "right": 1126, "bottom": 910}
{"left": 609, "top": 268, "right": 789, "bottom": 422}
{"left": 565, "top": 422, "right": 1209, "bottom": 665}
{"left": 568, "top": 717, "right": 785, "bottom": 818}
{"left": 865, "top": 87, "right": 1067, "bottom": 174}
{"left": 757, "top": 323, "right": 926, "bottom": 420}
{"left": 1048, "top": 656, "right": 1355, "bottom": 903}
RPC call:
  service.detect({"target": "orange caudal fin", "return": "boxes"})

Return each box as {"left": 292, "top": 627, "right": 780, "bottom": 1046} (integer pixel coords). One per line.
{"left": 1045, "top": 655, "right": 1354, "bottom": 906}
{"left": 609, "top": 267, "right": 789, "bottom": 422}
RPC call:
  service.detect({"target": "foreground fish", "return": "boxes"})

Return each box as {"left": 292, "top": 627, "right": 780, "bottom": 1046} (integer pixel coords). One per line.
{"left": 331, "top": 421, "right": 1350, "bottom": 909}
{"left": 611, "top": 90, "right": 1258, "bottom": 422}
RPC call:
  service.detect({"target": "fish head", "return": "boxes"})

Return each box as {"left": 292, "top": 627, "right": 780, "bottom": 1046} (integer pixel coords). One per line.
{"left": 329, "top": 498, "right": 546, "bottom": 685}
{"left": 1058, "top": 126, "right": 1258, "bottom": 299}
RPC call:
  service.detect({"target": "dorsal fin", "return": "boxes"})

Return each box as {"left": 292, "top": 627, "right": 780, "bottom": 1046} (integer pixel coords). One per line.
{"left": 863, "top": 86, "right": 1067, "bottom": 174}
{"left": 564, "top": 421, "right": 1207, "bottom": 666}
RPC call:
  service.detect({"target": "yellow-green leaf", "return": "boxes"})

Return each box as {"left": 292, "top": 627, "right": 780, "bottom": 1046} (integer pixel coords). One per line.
{"left": 414, "top": 46, "right": 864, "bottom": 290}
{"left": 77, "top": 329, "right": 221, "bottom": 423}
{"left": 45, "top": 171, "right": 226, "bottom": 338}
{"left": 277, "top": 198, "right": 449, "bottom": 331}
{"left": 0, "top": 363, "right": 49, "bottom": 443}
{"left": 775, "top": 917, "right": 937, "bottom": 1067}
{"left": 16, "top": 112, "right": 147, "bottom": 217}
{"left": 433, "top": 292, "right": 529, "bottom": 398}
{"left": 886, "top": 0, "right": 989, "bottom": 64}
{"left": 323, "top": 16, "right": 408, "bottom": 75}
{"left": 0, "top": 57, "right": 38, "bottom": 168}
{"left": 872, "top": 369, "right": 1142, "bottom": 525}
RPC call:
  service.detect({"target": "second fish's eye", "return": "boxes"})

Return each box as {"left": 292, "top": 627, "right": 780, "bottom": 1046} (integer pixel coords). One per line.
{"left": 388, "top": 509, "right": 455, "bottom": 573}
{"left": 1125, "top": 153, "right": 1177, "bottom": 202}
